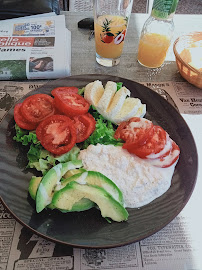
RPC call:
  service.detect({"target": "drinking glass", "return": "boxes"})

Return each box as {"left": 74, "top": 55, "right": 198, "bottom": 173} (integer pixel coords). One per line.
{"left": 93, "top": 0, "right": 133, "bottom": 67}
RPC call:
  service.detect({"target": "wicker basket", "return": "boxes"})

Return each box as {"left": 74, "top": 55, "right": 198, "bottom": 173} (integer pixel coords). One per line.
{"left": 173, "top": 32, "right": 202, "bottom": 89}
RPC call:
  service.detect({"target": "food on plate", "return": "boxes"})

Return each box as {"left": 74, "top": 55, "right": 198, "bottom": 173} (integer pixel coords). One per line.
{"left": 13, "top": 80, "right": 180, "bottom": 223}
{"left": 73, "top": 113, "right": 96, "bottom": 143}
{"left": 114, "top": 117, "right": 180, "bottom": 168}
{"left": 51, "top": 86, "right": 78, "bottom": 97}
{"left": 30, "top": 161, "right": 128, "bottom": 221}
{"left": 54, "top": 92, "right": 90, "bottom": 117}
{"left": 60, "top": 171, "right": 124, "bottom": 205}
{"left": 84, "top": 80, "right": 146, "bottom": 124}
{"left": 52, "top": 182, "right": 128, "bottom": 222}
{"left": 36, "top": 160, "right": 82, "bottom": 213}
{"left": 115, "top": 117, "right": 154, "bottom": 148}
{"left": 28, "top": 176, "right": 42, "bottom": 200}
{"left": 29, "top": 175, "right": 95, "bottom": 213}
{"left": 36, "top": 115, "right": 77, "bottom": 155}
{"left": 64, "top": 168, "right": 86, "bottom": 178}
{"left": 20, "top": 94, "right": 55, "bottom": 123}
{"left": 78, "top": 144, "right": 178, "bottom": 208}
{"left": 14, "top": 103, "right": 37, "bottom": 131}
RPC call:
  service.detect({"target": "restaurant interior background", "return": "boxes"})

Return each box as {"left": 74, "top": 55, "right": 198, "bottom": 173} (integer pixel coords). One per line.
{"left": 59, "top": 0, "right": 202, "bottom": 14}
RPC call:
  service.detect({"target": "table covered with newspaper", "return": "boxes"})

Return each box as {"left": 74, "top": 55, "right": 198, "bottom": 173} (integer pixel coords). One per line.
{"left": 0, "top": 79, "right": 201, "bottom": 270}
{"left": 0, "top": 11, "right": 202, "bottom": 270}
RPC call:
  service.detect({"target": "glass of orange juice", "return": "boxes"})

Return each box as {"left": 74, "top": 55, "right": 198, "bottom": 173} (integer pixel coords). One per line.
{"left": 93, "top": 0, "right": 133, "bottom": 67}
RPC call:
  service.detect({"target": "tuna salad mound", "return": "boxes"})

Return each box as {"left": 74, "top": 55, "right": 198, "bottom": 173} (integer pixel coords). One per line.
{"left": 79, "top": 144, "right": 176, "bottom": 208}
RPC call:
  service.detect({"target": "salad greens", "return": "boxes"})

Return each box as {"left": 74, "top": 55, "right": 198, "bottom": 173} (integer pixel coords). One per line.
{"left": 13, "top": 82, "right": 123, "bottom": 174}
{"left": 13, "top": 124, "right": 80, "bottom": 175}
{"left": 83, "top": 106, "right": 123, "bottom": 149}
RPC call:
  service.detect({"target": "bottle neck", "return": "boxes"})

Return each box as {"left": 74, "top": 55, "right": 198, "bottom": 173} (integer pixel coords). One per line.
{"left": 151, "top": 0, "right": 178, "bottom": 20}
{"left": 150, "top": 12, "right": 174, "bottom": 21}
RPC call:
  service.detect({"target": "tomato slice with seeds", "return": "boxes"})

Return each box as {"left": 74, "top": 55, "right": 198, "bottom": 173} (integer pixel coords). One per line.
{"left": 14, "top": 103, "right": 37, "bottom": 130}
{"left": 51, "top": 86, "right": 78, "bottom": 97}
{"left": 36, "top": 115, "right": 76, "bottom": 155}
{"left": 54, "top": 92, "right": 90, "bottom": 117}
{"left": 73, "top": 113, "right": 96, "bottom": 143}
{"left": 115, "top": 117, "right": 154, "bottom": 148}
{"left": 21, "top": 94, "right": 55, "bottom": 124}
{"left": 128, "top": 125, "right": 167, "bottom": 158}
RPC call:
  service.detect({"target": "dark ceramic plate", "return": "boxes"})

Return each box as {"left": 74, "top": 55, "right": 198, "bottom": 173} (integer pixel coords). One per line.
{"left": 0, "top": 74, "right": 198, "bottom": 249}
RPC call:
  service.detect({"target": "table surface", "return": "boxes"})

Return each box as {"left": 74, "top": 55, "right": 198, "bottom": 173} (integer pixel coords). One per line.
{"left": 63, "top": 12, "right": 202, "bottom": 82}
{"left": 2, "top": 11, "right": 202, "bottom": 268}
{"left": 63, "top": 11, "right": 202, "bottom": 264}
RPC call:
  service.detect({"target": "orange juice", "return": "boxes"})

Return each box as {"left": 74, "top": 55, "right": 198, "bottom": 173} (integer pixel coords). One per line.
{"left": 95, "top": 15, "right": 127, "bottom": 59}
{"left": 138, "top": 33, "right": 171, "bottom": 68}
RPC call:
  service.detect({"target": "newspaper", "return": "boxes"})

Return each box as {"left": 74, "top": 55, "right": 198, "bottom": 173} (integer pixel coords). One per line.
{"left": 0, "top": 80, "right": 201, "bottom": 270}
{"left": 0, "top": 13, "right": 71, "bottom": 81}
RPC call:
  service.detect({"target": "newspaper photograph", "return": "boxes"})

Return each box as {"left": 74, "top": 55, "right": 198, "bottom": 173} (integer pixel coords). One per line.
{"left": 0, "top": 80, "right": 201, "bottom": 270}
{"left": 0, "top": 14, "right": 71, "bottom": 81}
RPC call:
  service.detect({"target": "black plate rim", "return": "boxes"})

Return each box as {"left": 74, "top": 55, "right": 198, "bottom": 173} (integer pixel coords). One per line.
{"left": 0, "top": 74, "right": 198, "bottom": 249}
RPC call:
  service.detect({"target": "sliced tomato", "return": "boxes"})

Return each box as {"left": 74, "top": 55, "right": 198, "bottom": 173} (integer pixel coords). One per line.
{"left": 128, "top": 125, "right": 167, "bottom": 158}
{"left": 145, "top": 133, "right": 172, "bottom": 159}
{"left": 54, "top": 92, "right": 89, "bottom": 117}
{"left": 14, "top": 103, "right": 37, "bottom": 130}
{"left": 21, "top": 94, "right": 55, "bottom": 124}
{"left": 73, "top": 113, "right": 96, "bottom": 143}
{"left": 36, "top": 115, "right": 76, "bottom": 155}
{"left": 51, "top": 86, "right": 78, "bottom": 97}
{"left": 147, "top": 140, "right": 180, "bottom": 168}
{"left": 115, "top": 117, "right": 154, "bottom": 148}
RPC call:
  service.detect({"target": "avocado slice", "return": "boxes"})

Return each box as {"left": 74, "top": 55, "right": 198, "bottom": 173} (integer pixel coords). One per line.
{"left": 63, "top": 168, "right": 86, "bottom": 179}
{"left": 36, "top": 160, "right": 82, "bottom": 213}
{"left": 61, "top": 171, "right": 124, "bottom": 205}
{"left": 28, "top": 176, "right": 42, "bottom": 200}
{"left": 28, "top": 175, "right": 94, "bottom": 212}
{"left": 57, "top": 198, "right": 94, "bottom": 212}
{"left": 52, "top": 182, "right": 128, "bottom": 222}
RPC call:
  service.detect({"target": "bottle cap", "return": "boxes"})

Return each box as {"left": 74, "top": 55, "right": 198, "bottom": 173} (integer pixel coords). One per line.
{"left": 151, "top": 0, "right": 179, "bottom": 19}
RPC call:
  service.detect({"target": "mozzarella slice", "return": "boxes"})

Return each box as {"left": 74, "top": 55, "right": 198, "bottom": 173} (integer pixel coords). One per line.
{"left": 84, "top": 80, "right": 104, "bottom": 106}
{"left": 96, "top": 81, "right": 117, "bottom": 113}
{"left": 107, "top": 86, "right": 130, "bottom": 117}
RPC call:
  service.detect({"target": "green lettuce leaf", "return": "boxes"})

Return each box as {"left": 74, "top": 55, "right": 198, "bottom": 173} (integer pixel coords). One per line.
{"left": 13, "top": 125, "right": 80, "bottom": 174}
{"left": 13, "top": 124, "right": 39, "bottom": 145}
{"left": 83, "top": 106, "right": 123, "bottom": 149}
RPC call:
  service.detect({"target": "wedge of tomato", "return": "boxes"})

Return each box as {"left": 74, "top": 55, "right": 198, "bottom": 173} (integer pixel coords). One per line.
{"left": 54, "top": 92, "right": 89, "bottom": 117}
{"left": 36, "top": 115, "right": 76, "bottom": 155}
{"left": 21, "top": 94, "right": 55, "bottom": 124}
{"left": 73, "top": 113, "right": 96, "bottom": 143}
{"left": 14, "top": 103, "right": 37, "bottom": 130}
{"left": 115, "top": 117, "right": 154, "bottom": 148}
{"left": 128, "top": 125, "right": 167, "bottom": 158}
{"left": 51, "top": 86, "right": 78, "bottom": 97}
